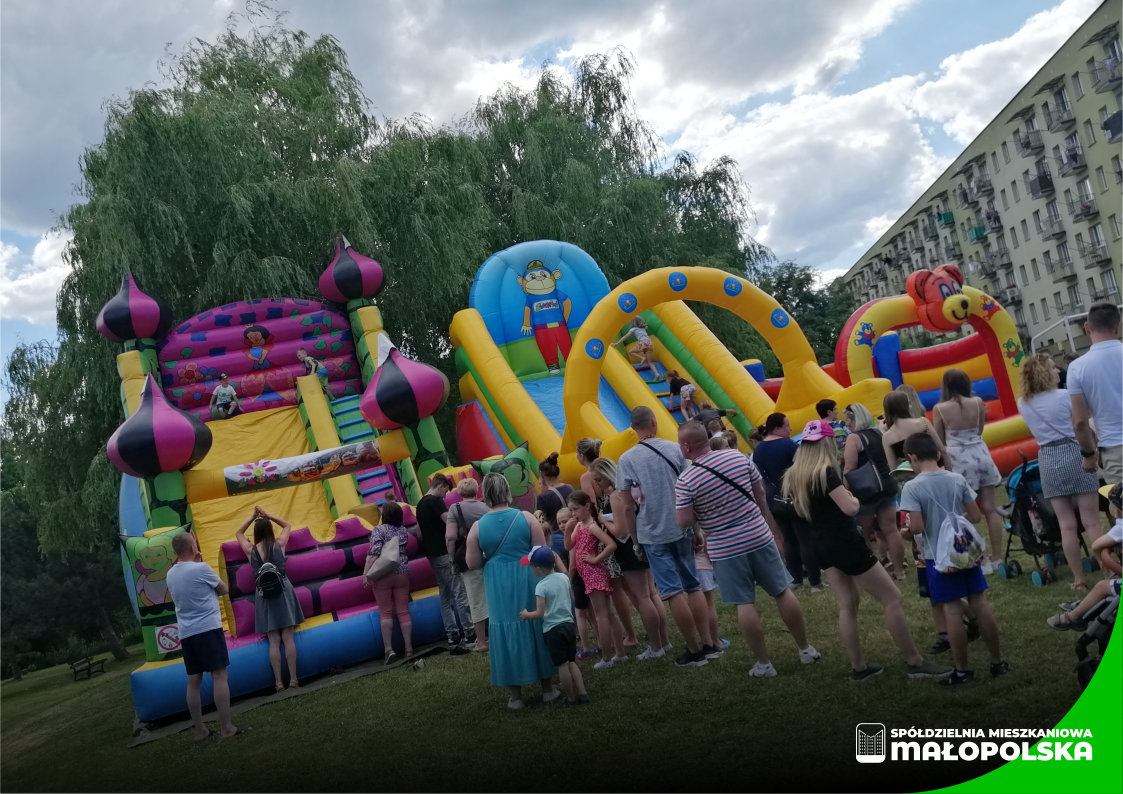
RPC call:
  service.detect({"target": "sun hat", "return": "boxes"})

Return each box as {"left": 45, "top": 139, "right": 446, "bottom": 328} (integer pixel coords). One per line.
{"left": 800, "top": 419, "right": 836, "bottom": 443}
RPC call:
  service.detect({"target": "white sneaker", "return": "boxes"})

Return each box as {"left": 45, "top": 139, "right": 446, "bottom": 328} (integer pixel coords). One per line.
{"left": 593, "top": 659, "right": 615, "bottom": 670}
{"left": 980, "top": 561, "right": 996, "bottom": 576}
{"left": 799, "top": 645, "right": 822, "bottom": 665}
{"left": 611, "top": 655, "right": 629, "bottom": 664}
{"left": 636, "top": 646, "right": 665, "bottom": 661}
{"left": 542, "top": 688, "right": 561, "bottom": 704}
{"left": 661, "top": 643, "right": 673, "bottom": 654}
{"left": 750, "top": 662, "right": 778, "bottom": 678}
{"left": 507, "top": 698, "right": 525, "bottom": 710}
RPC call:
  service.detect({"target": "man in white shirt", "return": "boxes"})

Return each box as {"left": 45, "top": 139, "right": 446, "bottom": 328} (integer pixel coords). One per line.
{"left": 1069, "top": 303, "right": 1123, "bottom": 483}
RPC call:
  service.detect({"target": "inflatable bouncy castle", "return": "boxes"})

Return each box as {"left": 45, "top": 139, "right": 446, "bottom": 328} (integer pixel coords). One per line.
{"left": 106, "top": 236, "right": 1032, "bottom": 721}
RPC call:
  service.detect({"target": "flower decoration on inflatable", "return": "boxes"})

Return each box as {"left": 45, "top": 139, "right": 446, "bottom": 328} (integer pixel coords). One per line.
{"left": 107, "top": 375, "right": 213, "bottom": 478}
{"left": 360, "top": 334, "right": 449, "bottom": 430}
{"left": 318, "top": 234, "right": 385, "bottom": 303}
{"left": 95, "top": 273, "right": 172, "bottom": 342}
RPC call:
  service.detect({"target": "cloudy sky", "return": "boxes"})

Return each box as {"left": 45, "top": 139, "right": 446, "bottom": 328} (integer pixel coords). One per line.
{"left": 0, "top": 0, "right": 1104, "bottom": 373}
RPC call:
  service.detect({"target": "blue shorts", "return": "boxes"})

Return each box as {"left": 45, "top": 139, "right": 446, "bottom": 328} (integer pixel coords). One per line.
{"left": 645, "top": 535, "right": 700, "bottom": 600}
{"left": 924, "top": 560, "right": 988, "bottom": 604}
{"left": 697, "top": 568, "right": 717, "bottom": 592}
{"left": 712, "top": 542, "right": 792, "bottom": 605}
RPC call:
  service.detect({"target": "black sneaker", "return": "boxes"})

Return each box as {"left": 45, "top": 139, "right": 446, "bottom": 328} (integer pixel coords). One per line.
{"left": 990, "top": 660, "right": 1012, "bottom": 678}
{"left": 674, "top": 650, "right": 708, "bottom": 668}
{"left": 928, "top": 636, "right": 951, "bottom": 655}
{"left": 384, "top": 651, "right": 400, "bottom": 666}
{"left": 939, "top": 669, "right": 976, "bottom": 688}
{"left": 964, "top": 620, "right": 981, "bottom": 643}
{"left": 701, "top": 644, "right": 724, "bottom": 660}
{"left": 448, "top": 643, "right": 470, "bottom": 656}
{"left": 850, "top": 664, "right": 884, "bottom": 683}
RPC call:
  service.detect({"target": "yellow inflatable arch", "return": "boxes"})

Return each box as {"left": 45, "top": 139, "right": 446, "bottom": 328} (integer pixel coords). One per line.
{"left": 560, "top": 267, "right": 890, "bottom": 460}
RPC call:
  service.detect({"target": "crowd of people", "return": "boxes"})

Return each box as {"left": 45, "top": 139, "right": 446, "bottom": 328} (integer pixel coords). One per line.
{"left": 165, "top": 303, "right": 1121, "bottom": 724}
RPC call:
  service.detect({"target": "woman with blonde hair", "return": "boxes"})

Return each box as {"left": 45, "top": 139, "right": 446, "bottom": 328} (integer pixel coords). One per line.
{"left": 1018, "top": 354, "right": 1103, "bottom": 591}
{"left": 842, "top": 403, "right": 906, "bottom": 580}
{"left": 590, "top": 457, "right": 670, "bottom": 659}
{"left": 933, "top": 369, "right": 1003, "bottom": 573}
{"left": 894, "top": 384, "right": 927, "bottom": 419}
{"left": 783, "top": 421, "right": 950, "bottom": 681}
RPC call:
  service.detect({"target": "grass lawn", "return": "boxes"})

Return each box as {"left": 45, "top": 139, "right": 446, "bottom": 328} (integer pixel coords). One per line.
{"left": 2, "top": 562, "right": 1114, "bottom": 793}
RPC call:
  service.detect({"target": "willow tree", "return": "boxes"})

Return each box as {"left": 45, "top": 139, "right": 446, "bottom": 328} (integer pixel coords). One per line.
{"left": 7, "top": 12, "right": 775, "bottom": 556}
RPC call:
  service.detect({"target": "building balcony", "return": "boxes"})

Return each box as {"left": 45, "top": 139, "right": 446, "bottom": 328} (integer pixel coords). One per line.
{"left": 1015, "top": 130, "right": 1044, "bottom": 157}
{"left": 1038, "top": 217, "right": 1065, "bottom": 239}
{"left": 923, "top": 221, "right": 939, "bottom": 241}
{"left": 979, "top": 258, "right": 998, "bottom": 277}
{"left": 937, "top": 211, "right": 955, "bottom": 227}
{"left": 1091, "top": 57, "right": 1122, "bottom": 93}
{"left": 987, "top": 248, "right": 1013, "bottom": 268}
{"left": 1026, "top": 171, "right": 1055, "bottom": 198}
{"left": 1070, "top": 296, "right": 1086, "bottom": 313}
{"left": 1053, "top": 260, "right": 1077, "bottom": 281}
{"left": 966, "top": 225, "right": 987, "bottom": 243}
{"left": 973, "top": 177, "right": 994, "bottom": 196}
{"left": 1001, "top": 286, "right": 1022, "bottom": 305}
{"left": 1091, "top": 285, "right": 1121, "bottom": 302}
{"left": 1079, "top": 244, "right": 1112, "bottom": 268}
{"left": 1103, "top": 110, "right": 1122, "bottom": 144}
{"left": 944, "top": 243, "right": 963, "bottom": 260}
{"left": 1045, "top": 103, "right": 1076, "bottom": 132}
{"left": 984, "top": 210, "right": 1002, "bottom": 230}
{"left": 909, "top": 238, "right": 924, "bottom": 253}
{"left": 956, "top": 186, "right": 978, "bottom": 208}
{"left": 1069, "top": 196, "right": 1099, "bottom": 222}
{"left": 1057, "top": 149, "right": 1087, "bottom": 177}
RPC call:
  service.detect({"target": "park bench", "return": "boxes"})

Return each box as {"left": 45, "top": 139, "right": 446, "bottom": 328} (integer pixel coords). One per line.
{"left": 69, "top": 656, "right": 106, "bottom": 681}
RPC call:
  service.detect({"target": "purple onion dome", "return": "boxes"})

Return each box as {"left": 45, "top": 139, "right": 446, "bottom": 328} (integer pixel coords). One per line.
{"left": 107, "top": 375, "right": 213, "bottom": 477}
{"left": 96, "top": 273, "right": 172, "bottom": 342}
{"left": 318, "top": 234, "right": 385, "bottom": 303}
{"left": 360, "top": 335, "right": 449, "bottom": 430}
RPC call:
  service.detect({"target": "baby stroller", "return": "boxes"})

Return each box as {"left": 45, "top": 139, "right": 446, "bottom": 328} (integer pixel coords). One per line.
{"left": 999, "top": 456, "right": 1086, "bottom": 585}
{"left": 1074, "top": 591, "right": 1118, "bottom": 691}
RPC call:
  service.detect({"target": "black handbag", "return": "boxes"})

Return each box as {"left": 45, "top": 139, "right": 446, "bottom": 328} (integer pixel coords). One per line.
{"left": 845, "top": 431, "right": 891, "bottom": 501}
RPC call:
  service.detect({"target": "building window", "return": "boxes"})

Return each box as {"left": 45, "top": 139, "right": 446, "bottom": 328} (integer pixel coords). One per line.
{"left": 1104, "top": 269, "right": 1119, "bottom": 295}
{"left": 1072, "top": 71, "right": 1084, "bottom": 98}
{"left": 1041, "top": 299, "right": 1050, "bottom": 320}
{"left": 1083, "top": 120, "right": 1096, "bottom": 146}
{"left": 1058, "top": 241, "right": 1071, "bottom": 265}
{"left": 1010, "top": 227, "right": 1019, "bottom": 248}
{"left": 1097, "top": 166, "right": 1109, "bottom": 192}
{"left": 1031, "top": 258, "right": 1040, "bottom": 279}
{"left": 991, "top": 152, "right": 1000, "bottom": 174}
{"left": 1044, "top": 250, "right": 1054, "bottom": 272}
{"left": 1011, "top": 180, "right": 1021, "bottom": 202}
{"left": 1090, "top": 223, "right": 1106, "bottom": 247}
{"left": 1015, "top": 307, "right": 1026, "bottom": 326}
{"left": 1019, "top": 265, "right": 1029, "bottom": 286}
{"left": 1001, "top": 141, "right": 1010, "bottom": 164}
{"left": 1068, "top": 284, "right": 1082, "bottom": 309}
{"left": 1112, "top": 155, "right": 1122, "bottom": 183}
{"left": 1000, "top": 189, "right": 1009, "bottom": 210}
{"left": 1110, "top": 214, "right": 1122, "bottom": 240}
{"left": 1020, "top": 219, "right": 1030, "bottom": 241}
{"left": 1054, "top": 292, "right": 1064, "bottom": 311}
{"left": 1030, "top": 303, "right": 1039, "bottom": 323}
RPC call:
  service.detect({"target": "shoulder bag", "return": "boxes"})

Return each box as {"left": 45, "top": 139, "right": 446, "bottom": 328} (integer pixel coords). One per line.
{"left": 451, "top": 504, "right": 470, "bottom": 572}
{"left": 364, "top": 529, "right": 401, "bottom": 582}
{"left": 845, "top": 430, "right": 891, "bottom": 501}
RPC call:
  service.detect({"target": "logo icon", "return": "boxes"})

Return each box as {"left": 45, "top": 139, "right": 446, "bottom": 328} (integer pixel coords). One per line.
{"left": 855, "top": 723, "right": 886, "bottom": 764}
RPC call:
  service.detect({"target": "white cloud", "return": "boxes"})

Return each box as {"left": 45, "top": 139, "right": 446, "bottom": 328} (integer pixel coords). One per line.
{"left": 0, "top": 232, "right": 73, "bottom": 325}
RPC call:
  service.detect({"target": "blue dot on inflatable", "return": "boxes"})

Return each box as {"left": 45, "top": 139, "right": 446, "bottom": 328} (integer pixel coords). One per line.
{"left": 618, "top": 293, "right": 638, "bottom": 313}
{"left": 586, "top": 339, "right": 605, "bottom": 360}
{"left": 668, "top": 272, "right": 688, "bottom": 292}
{"left": 771, "top": 309, "right": 790, "bottom": 328}
{"left": 724, "top": 278, "right": 743, "bottom": 296}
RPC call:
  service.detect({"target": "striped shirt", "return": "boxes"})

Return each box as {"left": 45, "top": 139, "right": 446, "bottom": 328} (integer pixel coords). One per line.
{"left": 674, "top": 449, "right": 772, "bottom": 561}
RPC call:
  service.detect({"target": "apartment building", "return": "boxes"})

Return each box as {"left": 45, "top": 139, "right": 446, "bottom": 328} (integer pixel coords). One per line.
{"left": 844, "top": 0, "right": 1122, "bottom": 356}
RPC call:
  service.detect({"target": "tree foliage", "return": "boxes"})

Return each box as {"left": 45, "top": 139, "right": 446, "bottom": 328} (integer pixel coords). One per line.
{"left": 5, "top": 8, "right": 785, "bottom": 557}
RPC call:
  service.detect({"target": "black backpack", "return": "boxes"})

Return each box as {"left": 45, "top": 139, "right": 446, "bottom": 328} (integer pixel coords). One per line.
{"left": 255, "top": 561, "right": 285, "bottom": 599}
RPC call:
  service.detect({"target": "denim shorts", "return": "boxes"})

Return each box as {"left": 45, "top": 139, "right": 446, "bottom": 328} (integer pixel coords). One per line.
{"left": 924, "top": 560, "right": 988, "bottom": 604}
{"left": 696, "top": 568, "right": 717, "bottom": 592}
{"left": 645, "top": 535, "right": 701, "bottom": 600}
{"left": 712, "top": 542, "right": 792, "bottom": 606}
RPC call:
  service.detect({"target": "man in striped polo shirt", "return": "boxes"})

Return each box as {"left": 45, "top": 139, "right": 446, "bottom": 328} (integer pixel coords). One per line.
{"left": 674, "top": 421, "right": 820, "bottom": 678}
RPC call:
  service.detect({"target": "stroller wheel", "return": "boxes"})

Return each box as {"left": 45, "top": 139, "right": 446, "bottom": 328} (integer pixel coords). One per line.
{"left": 997, "top": 562, "right": 1009, "bottom": 579}
{"left": 1008, "top": 560, "right": 1022, "bottom": 577}
{"left": 1031, "top": 570, "right": 1045, "bottom": 587}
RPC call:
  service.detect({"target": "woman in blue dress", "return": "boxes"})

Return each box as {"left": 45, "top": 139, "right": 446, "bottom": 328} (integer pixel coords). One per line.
{"left": 465, "top": 473, "right": 559, "bottom": 710}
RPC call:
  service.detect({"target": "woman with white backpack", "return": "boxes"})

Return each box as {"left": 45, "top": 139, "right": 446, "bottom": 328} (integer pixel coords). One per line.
{"left": 235, "top": 506, "right": 305, "bottom": 691}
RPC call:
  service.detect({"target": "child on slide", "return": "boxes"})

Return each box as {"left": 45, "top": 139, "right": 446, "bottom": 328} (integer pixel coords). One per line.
{"left": 665, "top": 370, "right": 700, "bottom": 421}
{"left": 613, "top": 317, "right": 655, "bottom": 376}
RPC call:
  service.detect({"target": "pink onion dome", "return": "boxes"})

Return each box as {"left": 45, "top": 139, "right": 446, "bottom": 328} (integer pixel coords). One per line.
{"left": 318, "top": 234, "right": 385, "bottom": 303}
{"left": 96, "top": 273, "right": 172, "bottom": 342}
{"left": 360, "top": 334, "right": 449, "bottom": 430}
{"left": 107, "top": 375, "right": 213, "bottom": 478}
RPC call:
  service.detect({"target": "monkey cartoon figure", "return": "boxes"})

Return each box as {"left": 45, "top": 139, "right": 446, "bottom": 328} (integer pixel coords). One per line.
{"left": 518, "top": 260, "right": 572, "bottom": 375}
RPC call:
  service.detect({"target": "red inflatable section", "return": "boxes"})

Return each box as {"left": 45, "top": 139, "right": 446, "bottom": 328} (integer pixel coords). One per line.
{"left": 455, "top": 401, "right": 506, "bottom": 464}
